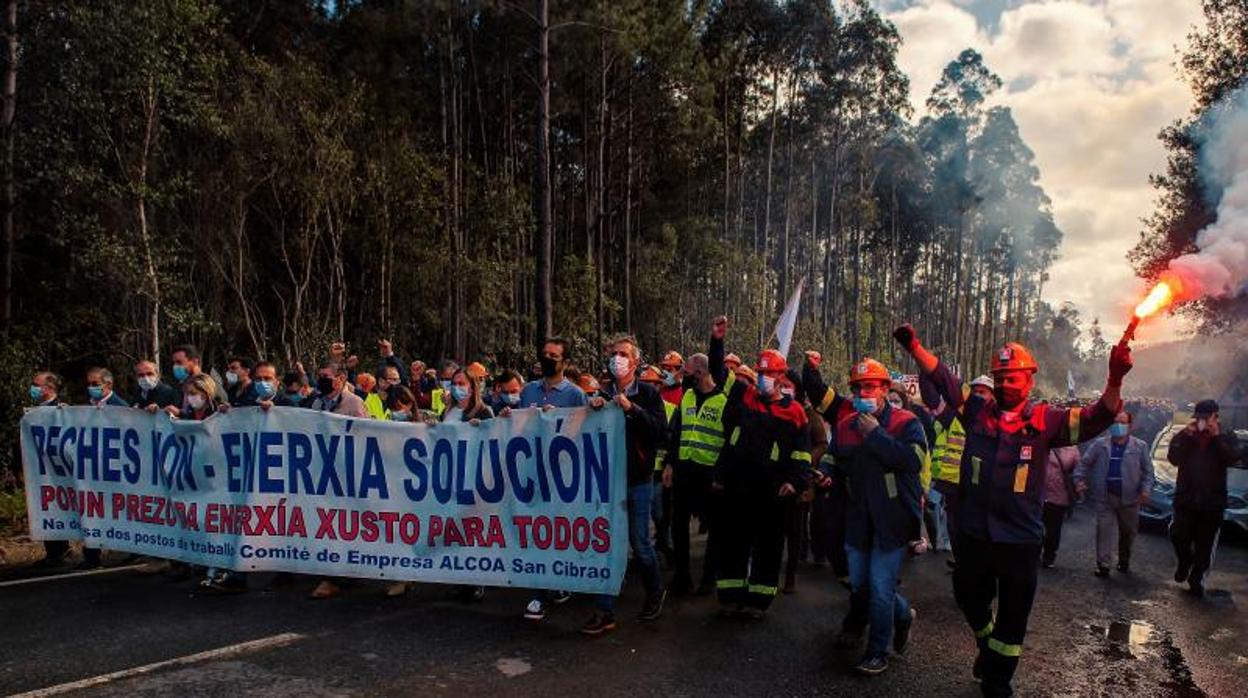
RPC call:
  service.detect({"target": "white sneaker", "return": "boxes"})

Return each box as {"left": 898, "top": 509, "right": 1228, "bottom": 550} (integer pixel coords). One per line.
{"left": 524, "top": 599, "right": 547, "bottom": 621}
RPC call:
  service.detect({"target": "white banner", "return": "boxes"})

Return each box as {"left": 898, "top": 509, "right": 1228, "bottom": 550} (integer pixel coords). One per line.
{"left": 21, "top": 406, "right": 629, "bottom": 594}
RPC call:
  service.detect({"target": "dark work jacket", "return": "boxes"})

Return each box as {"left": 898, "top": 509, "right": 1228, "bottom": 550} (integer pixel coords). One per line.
{"left": 823, "top": 404, "right": 926, "bottom": 551}
{"left": 601, "top": 377, "right": 665, "bottom": 487}
{"left": 1168, "top": 429, "right": 1239, "bottom": 511}
{"left": 709, "top": 336, "right": 812, "bottom": 496}
{"left": 923, "top": 361, "right": 1115, "bottom": 545}
{"left": 131, "top": 382, "right": 181, "bottom": 410}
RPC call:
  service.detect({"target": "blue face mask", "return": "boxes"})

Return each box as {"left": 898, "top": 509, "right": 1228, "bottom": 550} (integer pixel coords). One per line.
{"left": 440, "top": 380, "right": 453, "bottom": 392}
{"left": 29, "top": 385, "right": 45, "bottom": 403}
{"left": 390, "top": 410, "right": 410, "bottom": 422}
{"left": 284, "top": 391, "right": 303, "bottom": 404}
{"left": 451, "top": 385, "right": 470, "bottom": 402}
{"left": 853, "top": 397, "right": 877, "bottom": 414}
{"left": 501, "top": 393, "right": 520, "bottom": 406}
{"left": 1109, "top": 423, "right": 1129, "bottom": 438}
{"left": 172, "top": 365, "right": 190, "bottom": 382}
{"left": 88, "top": 386, "right": 105, "bottom": 401}
{"left": 254, "top": 381, "right": 276, "bottom": 399}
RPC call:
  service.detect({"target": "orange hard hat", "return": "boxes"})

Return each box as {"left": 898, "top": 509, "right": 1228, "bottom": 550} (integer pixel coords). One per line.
{"left": 724, "top": 353, "right": 742, "bottom": 369}
{"left": 757, "top": 349, "right": 788, "bottom": 373}
{"left": 660, "top": 351, "right": 684, "bottom": 369}
{"left": 848, "top": 358, "right": 891, "bottom": 385}
{"left": 576, "top": 373, "right": 600, "bottom": 393}
{"left": 990, "top": 343, "right": 1038, "bottom": 374}
{"left": 465, "top": 362, "right": 488, "bottom": 381}
{"left": 639, "top": 365, "right": 664, "bottom": 383}
{"left": 734, "top": 365, "right": 757, "bottom": 385}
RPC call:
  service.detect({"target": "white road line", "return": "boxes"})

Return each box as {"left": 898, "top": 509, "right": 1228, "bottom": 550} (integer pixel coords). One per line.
{"left": 0, "top": 564, "right": 147, "bottom": 588}
{"left": 10, "top": 632, "right": 306, "bottom": 698}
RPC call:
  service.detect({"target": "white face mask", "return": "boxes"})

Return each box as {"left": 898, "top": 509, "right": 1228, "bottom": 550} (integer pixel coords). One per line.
{"left": 138, "top": 375, "right": 159, "bottom": 391}
{"left": 187, "top": 394, "right": 206, "bottom": 410}
{"left": 225, "top": 371, "right": 239, "bottom": 386}
{"left": 757, "top": 375, "right": 774, "bottom": 396}
{"left": 610, "top": 356, "right": 632, "bottom": 378}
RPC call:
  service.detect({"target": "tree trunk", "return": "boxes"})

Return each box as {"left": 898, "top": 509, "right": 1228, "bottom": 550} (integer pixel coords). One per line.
{"left": 533, "top": 0, "right": 553, "bottom": 343}
{"left": 0, "top": 0, "right": 15, "bottom": 336}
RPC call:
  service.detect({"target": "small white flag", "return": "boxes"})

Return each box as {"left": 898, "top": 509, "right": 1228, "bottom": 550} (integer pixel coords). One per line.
{"left": 1067, "top": 369, "right": 1076, "bottom": 396}
{"left": 774, "top": 279, "right": 804, "bottom": 358}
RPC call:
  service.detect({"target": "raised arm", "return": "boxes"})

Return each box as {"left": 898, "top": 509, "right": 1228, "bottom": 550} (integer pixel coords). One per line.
{"left": 895, "top": 324, "right": 965, "bottom": 423}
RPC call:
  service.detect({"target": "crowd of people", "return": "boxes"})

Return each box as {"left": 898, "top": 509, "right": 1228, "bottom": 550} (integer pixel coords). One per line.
{"left": 21, "top": 320, "right": 1244, "bottom": 697}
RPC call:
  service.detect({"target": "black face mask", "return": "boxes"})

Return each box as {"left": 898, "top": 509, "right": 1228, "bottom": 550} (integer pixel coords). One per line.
{"left": 994, "top": 385, "right": 1026, "bottom": 411}
{"left": 540, "top": 356, "right": 560, "bottom": 378}
{"left": 681, "top": 374, "right": 697, "bottom": 391}
{"left": 317, "top": 376, "right": 336, "bottom": 395}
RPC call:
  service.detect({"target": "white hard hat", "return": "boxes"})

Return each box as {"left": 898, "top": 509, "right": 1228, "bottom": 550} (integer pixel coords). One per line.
{"left": 969, "top": 374, "right": 995, "bottom": 389}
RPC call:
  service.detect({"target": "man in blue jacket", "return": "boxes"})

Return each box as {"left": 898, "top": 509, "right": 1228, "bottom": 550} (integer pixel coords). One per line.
{"left": 819, "top": 357, "right": 927, "bottom": 677}
{"left": 1074, "top": 410, "right": 1154, "bottom": 577}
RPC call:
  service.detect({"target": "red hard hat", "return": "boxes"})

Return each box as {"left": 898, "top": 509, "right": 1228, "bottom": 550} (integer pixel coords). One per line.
{"left": 660, "top": 351, "right": 684, "bottom": 369}
{"left": 639, "top": 365, "right": 664, "bottom": 384}
{"left": 757, "top": 349, "right": 788, "bottom": 373}
{"left": 848, "top": 358, "right": 891, "bottom": 385}
{"left": 991, "top": 343, "right": 1038, "bottom": 374}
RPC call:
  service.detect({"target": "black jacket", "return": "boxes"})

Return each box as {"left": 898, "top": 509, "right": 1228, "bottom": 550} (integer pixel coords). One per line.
{"left": 1168, "top": 429, "right": 1240, "bottom": 511}
{"left": 131, "top": 383, "right": 181, "bottom": 410}
{"left": 601, "top": 377, "right": 665, "bottom": 487}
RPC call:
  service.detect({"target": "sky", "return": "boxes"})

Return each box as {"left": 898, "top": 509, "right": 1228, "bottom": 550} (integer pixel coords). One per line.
{"left": 872, "top": 0, "right": 1205, "bottom": 344}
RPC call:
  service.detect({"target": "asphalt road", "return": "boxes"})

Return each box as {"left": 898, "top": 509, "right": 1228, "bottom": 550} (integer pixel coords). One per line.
{"left": 2, "top": 509, "right": 1246, "bottom": 697}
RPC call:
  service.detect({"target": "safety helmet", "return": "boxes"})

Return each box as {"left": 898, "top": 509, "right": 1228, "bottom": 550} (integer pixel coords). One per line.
{"left": 660, "top": 351, "right": 684, "bottom": 369}
{"left": 724, "top": 353, "right": 742, "bottom": 369}
{"left": 734, "top": 365, "right": 757, "bottom": 385}
{"left": 639, "top": 365, "right": 664, "bottom": 384}
{"left": 990, "top": 343, "right": 1038, "bottom": 374}
{"left": 848, "top": 358, "right": 891, "bottom": 385}
{"left": 465, "top": 362, "right": 488, "bottom": 381}
{"left": 969, "top": 374, "right": 995, "bottom": 389}
{"left": 576, "top": 373, "right": 600, "bottom": 393}
{"left": 757, "top": 349, "right": 788, "bottom": 374}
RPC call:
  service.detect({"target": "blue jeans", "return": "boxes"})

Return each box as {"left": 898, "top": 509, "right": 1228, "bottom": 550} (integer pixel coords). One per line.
{"left": 597, "top": 482, "right": 663, "bottom": 612}
{"left": 845, "top": 542, "right": 910, "bottom": 658}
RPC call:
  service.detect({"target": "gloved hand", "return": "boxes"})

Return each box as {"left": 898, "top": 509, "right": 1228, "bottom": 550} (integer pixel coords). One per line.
{"left": 1108, "top": 343, "right": 1133, "bottom": 386}
{"left": 712, "top": 315, "right": 729, "bottom": 340}
{"left": 893, "top": 324, "right": 918, "bottom": 351}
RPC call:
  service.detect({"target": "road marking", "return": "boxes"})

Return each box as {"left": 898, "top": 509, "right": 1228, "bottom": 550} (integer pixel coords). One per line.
{"left": 11, "top": 632, "right": 306, "bottom": 697}
{"left": 0, "top": 564, "right": 146, "bottom": 588}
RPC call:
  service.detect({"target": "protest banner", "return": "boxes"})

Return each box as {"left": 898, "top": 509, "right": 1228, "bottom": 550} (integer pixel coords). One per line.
{"left": 20, "top": 406, "right": 629, "bottom": 595}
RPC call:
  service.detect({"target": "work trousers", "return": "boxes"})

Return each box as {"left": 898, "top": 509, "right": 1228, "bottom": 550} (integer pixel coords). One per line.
{"left": 672, "top": 463, "right": 718, "bottom": 587}
{"left": 1041, "top": 502, "right": 1068, "bottom": 565}
{"left": 652, "top": 472, "right": 673, "bottom": 553}
{"left": 783, "top": 496, "right": 810, "bottom": 582}
{"left": 813, "top": 486, "right": 850, "bottom": 579}
{"left": 1095, "top": 495, "right": 1139, "bottom": 569}
{"left": 954, "top": 534, "right": 1040, "bottom": 698}
{"left": 1170, "top": 506, "right": 1223, "bottom": 586}
{"left": 717, "top": 489, "right": 785, "bottom": 610}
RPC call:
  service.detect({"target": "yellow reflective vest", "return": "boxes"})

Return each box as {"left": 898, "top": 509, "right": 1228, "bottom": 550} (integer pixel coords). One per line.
{"left": 932, "top": 417, "right": 966, "bottom": 485}
{"left": 655, "top": 401, "right": 677, "bottom": 472}
{"left": 430, "top": 388, "right": 447, "bottom": 417}
{"left": 363, "top": 392, "right": 389, "bottom": 420}
{"left": 677, "top": 388, "right": 728, "bottom": 467}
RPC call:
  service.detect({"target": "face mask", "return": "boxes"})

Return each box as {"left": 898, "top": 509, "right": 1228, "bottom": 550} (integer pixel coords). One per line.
{"left": 138, "top": 376, "right": 159, "bottom": 391}
{"left": 391, "top": 410, "right": 410, "bottom": 422}
{"left": 88, "top": 386, "right": 105, "bottom": 401}
{"left": 29, "top": 385, "right": 44, "bottom": 402}
{"left": 254, "top": 381, "right": 276, "bottom": 399}
{"left": 225, "top": 371, "right": 239, "bottom": 386}
{"left": 451, "top": 385, "right": 470, "bottom": 402}
{"left": 780, "top": 387, "right": 795, "bottom": 400}
{"left": 187, "top": 394, "right": 206, "bottom": 410}
{"left": 439, "top": 380, "right": 453, "bottom": 392}
{"left": 1109, "top": 423, "right": 1129, "bottom": 438}
{"left": 853, "top": 397, "right": 877, "bottom": 414}
{"left": 501, "top": 393, "right": 520, "bottom": 406}
{"left": 539, "top": 356, "right": 559, "bottom": 378}
{"left": 285, "top": 391, "right": 303, "bottom": 404}
{"left": 172, "top": 365, "right": 189, "bottom": 382}
{"left": 681, "top": 374, "right": 697, "bottom": 391}
{"left": 610, "top": 356, "right": 632, "bottom": 378}
{"left": 662, "top": 370, "right": 678, "bottom": 387}
{"left": 316, "top": 376, "right": 336, "bottom": 395}
{"left": 757, "top": 375, "right": 774, "bottom": 396}
{"left": 994, "top": 385, "right": 1025, "bottom": 411}
{"left": 888, "top": 397, "right": 904, "bottom": 411}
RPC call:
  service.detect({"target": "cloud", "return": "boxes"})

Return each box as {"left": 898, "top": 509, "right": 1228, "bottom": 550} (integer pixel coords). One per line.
{"left": 879, "top": 0, "right": 1204, "bottom": 341}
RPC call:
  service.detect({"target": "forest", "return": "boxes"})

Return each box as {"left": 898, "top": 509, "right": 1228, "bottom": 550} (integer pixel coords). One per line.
{"left": 6, "top": 0, "right": 1241, "bottom": 478}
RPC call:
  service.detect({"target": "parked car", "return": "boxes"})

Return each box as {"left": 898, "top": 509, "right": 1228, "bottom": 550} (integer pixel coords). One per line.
{"left": 1139, "top": 425, "right": 1248, "bottom": 535}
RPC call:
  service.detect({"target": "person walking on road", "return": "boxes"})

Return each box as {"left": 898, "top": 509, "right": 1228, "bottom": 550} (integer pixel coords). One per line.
{"left": 1040, "top": 445, "right": 1080, "bottom": 569}
{"left": 1168, "top": 399, "right": 1240, "bottom": 597}
{"left": 1074, "top": 411, "right": 1154, "bottom": 577}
